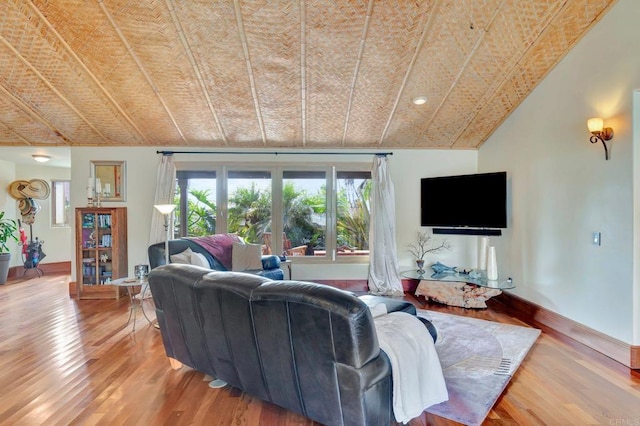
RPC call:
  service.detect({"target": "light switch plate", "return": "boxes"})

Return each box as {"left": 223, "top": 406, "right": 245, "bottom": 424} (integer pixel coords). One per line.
{"left": 593, "top": 232, "right": 601, "bottom": 246}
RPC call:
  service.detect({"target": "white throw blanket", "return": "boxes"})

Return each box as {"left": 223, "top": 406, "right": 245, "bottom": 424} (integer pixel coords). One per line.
{"left": 374, "top": 312, "right": 448, "bottom": 424}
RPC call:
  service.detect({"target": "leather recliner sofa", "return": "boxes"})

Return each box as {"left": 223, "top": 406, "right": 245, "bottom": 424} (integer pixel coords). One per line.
{"left": 148, "top": 264, "right": 436, "bottom": 426}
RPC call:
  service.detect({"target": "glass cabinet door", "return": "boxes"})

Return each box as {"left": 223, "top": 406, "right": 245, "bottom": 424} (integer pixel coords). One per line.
{"left": 80, "top": 212, "right": 114, "bottom": 285}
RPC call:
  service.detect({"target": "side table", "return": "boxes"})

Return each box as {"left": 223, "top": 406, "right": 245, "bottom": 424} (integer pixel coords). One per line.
{"left": 112, "top": 277, "right": 154, "bottom": 331}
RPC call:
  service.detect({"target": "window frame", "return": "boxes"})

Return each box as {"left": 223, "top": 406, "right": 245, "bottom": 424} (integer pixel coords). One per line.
{"left": 175, "top": 161, "right": 371, "bottom": 264}
{"left": 51, "top": 179, "right": 71, "bottom": 228}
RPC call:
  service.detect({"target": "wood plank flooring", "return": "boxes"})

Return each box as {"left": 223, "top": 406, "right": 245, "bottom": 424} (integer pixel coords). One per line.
{"left": 1, "top": 274, "right": 639, "bottom": 425}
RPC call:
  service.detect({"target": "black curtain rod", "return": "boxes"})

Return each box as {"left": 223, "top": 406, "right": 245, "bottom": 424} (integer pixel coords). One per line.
{"left": 157, "top": 150, "right": 392, "bottom": 157}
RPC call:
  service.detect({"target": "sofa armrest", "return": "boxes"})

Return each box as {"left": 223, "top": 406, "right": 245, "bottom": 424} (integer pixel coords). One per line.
{"left": 261, "top": 255, "right": 281, "bottom": 270}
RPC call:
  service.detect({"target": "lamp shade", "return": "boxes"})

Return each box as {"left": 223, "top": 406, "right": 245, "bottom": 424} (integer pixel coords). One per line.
{"left": 154, "top": 204, "right": 176, "bottom": 215}
{"left": 587, "top": 117, "right": 604, "bottom": 134}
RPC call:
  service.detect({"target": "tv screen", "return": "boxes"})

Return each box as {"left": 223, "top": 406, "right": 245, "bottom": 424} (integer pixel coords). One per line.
{"left": 421, "top": 171, "right": 507, "bottom": 229}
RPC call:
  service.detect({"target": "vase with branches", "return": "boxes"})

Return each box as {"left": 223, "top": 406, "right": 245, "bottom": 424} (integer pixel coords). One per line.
{"left": 407, "top": 231, "right": 451, "bottom": 273}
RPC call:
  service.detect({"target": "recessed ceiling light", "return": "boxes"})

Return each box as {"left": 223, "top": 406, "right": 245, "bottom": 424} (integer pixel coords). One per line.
{"left": 412, "top": 96, "right": 428, "bottom": 105}
{"left": 32, "top": 154, "right": 51, "bottom": 163}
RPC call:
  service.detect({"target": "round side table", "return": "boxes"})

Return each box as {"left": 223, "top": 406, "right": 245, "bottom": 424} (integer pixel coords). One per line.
{"left": 112, "top": 277, "right": 153, "bottom": 331}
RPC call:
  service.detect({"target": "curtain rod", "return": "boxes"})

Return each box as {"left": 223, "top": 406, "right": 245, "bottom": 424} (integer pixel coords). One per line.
{"left": 157, "top": 150, "right": 392, "bottom": 157}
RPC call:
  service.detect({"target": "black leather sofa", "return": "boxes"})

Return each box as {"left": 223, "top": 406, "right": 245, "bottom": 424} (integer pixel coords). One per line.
{"left": 148, "top": 238, "right": 284, "bottom": 279}
{"left": 148, "top": 264, "right": 437, "bottom": 425}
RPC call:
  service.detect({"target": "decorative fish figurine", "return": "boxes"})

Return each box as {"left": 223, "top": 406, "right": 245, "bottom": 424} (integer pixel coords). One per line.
{"left": 430, "top": 261, "right": 457, "bottom": 274}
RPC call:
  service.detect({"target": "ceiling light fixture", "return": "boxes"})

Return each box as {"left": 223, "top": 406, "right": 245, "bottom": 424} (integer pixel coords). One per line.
{"left": 412, "top": 96, "right": 428, "bottom": 105}
{"left": 587, "top": 117, "right": 614, "bottom": 160}
{"left": 32, "top": 154, "right": 51, "bottom": 163}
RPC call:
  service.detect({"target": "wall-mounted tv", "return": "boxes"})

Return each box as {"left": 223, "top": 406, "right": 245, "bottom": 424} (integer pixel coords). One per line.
{"left": 421, "top": 171, "right": 507, "bottom": 231}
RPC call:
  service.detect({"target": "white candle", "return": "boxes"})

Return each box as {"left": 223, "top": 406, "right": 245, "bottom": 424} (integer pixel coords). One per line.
{"left": 95, "top": 178, "right": 101, "bottom": 194}
{"left": 104, "top": 183, "right": 111, "bottom": 194}
{"left": 88, "top": 177, "right": 94, "bottom": 189}
{"left": 87, "top": 187, "right": 93, "bottom": 199}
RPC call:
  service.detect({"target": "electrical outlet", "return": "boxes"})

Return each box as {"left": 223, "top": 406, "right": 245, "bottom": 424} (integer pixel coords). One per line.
{"left": 592, "top": 232, "right": 601, "bottom": 246}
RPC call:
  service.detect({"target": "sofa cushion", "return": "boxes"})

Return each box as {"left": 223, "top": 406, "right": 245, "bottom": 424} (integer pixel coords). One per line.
{"left": 170, "top": 247, "right": 210, "bottom": 268}
{"left": 190, "top": 252, "right": 210, "bottom": 268}
{"left": 170, "top": 247, "right": 194, "bottom": 264}
{"left": 232, "top": 242, "right": 263, "bottom": 271}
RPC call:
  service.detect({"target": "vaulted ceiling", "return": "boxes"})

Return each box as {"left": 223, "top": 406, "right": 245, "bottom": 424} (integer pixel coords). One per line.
{"left": 0, "top": 0, "right": 614, "bottom": 150}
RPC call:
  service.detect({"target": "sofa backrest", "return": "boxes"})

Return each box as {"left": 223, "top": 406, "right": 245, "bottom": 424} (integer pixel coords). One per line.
{"left": 248, "top": 280, "right": 381, "bottom": 423}
{"left": 148, "top": 239, "right": 225, "bottom": 270}
{"left": 149, "top": 264, "right": 384, "bottom": 425}
{"left": 150, "top": 265, "right": 270, "bottom": 378}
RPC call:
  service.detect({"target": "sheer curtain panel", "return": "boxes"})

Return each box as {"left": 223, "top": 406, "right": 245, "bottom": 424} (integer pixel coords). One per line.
{"left": 149, "top": 155, "right": 176, "bottom": 245}
{"left": 367, "top": 156, "right": 403, "bottom": 296}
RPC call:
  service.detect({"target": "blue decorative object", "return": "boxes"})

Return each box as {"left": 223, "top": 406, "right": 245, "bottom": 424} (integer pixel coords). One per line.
{"left": 468, "top": 270, "right": 482, "bottom": 279}
{"left": 431, "top": 261, "right": 457, "bottom": 275}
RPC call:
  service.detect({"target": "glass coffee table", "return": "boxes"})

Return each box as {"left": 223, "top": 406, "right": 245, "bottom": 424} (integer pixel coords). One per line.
{"left": 402, "top": 269, "right": 515, "bottom": 309}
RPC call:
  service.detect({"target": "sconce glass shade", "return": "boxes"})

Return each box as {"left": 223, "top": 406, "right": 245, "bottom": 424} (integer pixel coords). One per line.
{"left": 587, "top": 117, "right": 604, "bottom": 134}
{"left": 154, "top": 204, "right": 176, "bottom": 215}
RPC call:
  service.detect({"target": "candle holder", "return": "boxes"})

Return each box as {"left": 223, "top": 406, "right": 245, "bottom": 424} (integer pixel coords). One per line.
{"left": 95, "top": 191, "right": 102, "bottom": 207}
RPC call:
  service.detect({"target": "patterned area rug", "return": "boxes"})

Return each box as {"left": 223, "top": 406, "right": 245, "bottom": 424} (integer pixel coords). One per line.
{"left": 417, "top": 310, "right": 540, "bottom": 426}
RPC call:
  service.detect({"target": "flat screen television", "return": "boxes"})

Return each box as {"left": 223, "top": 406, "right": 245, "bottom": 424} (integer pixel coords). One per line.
{"left": 421, "top": 171, "right": 507, "bottom": 229}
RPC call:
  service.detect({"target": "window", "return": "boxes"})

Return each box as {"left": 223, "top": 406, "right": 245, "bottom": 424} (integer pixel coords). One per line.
{"left": 281, "top": 170, "right": 327, "bottom": 257}
{"left": 336, "top": 171, "right": 371, "bottom": 257}
{"left": 227, "top": 170, "right": 272, "bottom": 245}
{"left": 176, "top": 171, "right": 216, "bottom": 237}
{"left": 51, "top": 180, "right": 70, "bottom": 227}
{"left": 175, "top": 163, "right": 370, "bottom": 262}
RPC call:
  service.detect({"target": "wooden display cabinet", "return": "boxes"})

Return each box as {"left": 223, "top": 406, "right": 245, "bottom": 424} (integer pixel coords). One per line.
{"left": 75, "top": 207, "right": 128, "bottom": 299}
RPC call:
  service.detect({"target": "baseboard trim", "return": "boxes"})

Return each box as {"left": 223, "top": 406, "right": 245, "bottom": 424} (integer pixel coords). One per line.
{"left": 493, "top": 291, "right": 638, "bottom": 369}
{"left": 312, "top": 279, "right": 369, "bottom": 292}
{"left": 8, "top": 261, "right": 72, "bottom": 279}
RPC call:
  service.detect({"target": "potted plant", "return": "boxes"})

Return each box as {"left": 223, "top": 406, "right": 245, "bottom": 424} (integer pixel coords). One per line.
{"left": 407, "top": 231, "right": 451, "bottom": 273}
{"left": 0, "top": 211, "right": 18, "bottom": 285}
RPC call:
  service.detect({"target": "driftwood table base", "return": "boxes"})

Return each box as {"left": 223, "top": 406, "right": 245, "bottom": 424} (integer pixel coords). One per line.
{"left": 415, "top": 280, "right": 502, "bottom": 309}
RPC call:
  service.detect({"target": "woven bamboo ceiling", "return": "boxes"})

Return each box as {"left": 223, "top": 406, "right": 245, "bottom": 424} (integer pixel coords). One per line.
{"left": 0, "top": 0, "right": 614, "bottom": 150}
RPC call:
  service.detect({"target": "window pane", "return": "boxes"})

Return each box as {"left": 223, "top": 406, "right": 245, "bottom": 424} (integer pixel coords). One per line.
{"left": 227, "top": 171, "right": 271, "bottom": 246}
{"left": 51, "top": 180, "right": 70, "bottom": 227}
{"left": 282, "top": 170, "right": 326, "bottom": 257}
{"left": 177, "top": 171, "right": 216, "bottom": 237}
{"left": 336, "top": 171, "right": 371, "bottom": 256}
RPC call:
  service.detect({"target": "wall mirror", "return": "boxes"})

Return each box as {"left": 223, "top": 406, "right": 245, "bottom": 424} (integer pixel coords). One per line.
{"left": 91, "top": 160, "right": 126, "bottom": 202}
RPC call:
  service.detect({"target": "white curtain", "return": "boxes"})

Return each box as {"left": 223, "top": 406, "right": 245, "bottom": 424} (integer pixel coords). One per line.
{"left": 148, "top": 154, "right": 176, "bottom": 245}
{"left": 368, "top": 155, "right": 404, "bottom": 296}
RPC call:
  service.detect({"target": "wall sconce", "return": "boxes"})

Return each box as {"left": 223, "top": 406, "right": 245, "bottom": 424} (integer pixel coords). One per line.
{"left": 587, "top": 117, "right": 614, "bottom": 160}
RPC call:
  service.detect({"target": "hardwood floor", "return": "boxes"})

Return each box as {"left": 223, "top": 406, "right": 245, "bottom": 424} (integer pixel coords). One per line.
{"left": 1, "top": 274, "right": 639, "bottom": 425}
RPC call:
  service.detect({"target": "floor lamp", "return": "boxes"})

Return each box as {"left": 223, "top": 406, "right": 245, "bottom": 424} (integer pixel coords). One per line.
{"left": 154, "top": 204, "right": 176, "bottom": 266}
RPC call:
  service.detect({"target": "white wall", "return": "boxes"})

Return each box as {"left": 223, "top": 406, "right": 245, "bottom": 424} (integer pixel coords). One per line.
{"left": 0, "top": 159, "right": 71, "bottom": 268}
{"left": 479, "top": 0, "right": 639, "bottom": 344}
{"left": 14, "top": 164, "right": 72, "bottom": 265}
{"left": 70, "top": 147, "right": 477, "bottom": 280}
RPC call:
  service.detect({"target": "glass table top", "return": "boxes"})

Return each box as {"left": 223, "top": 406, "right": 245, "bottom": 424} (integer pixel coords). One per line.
{"left": 402, "top": 269, "right": 515, "bottom": 290}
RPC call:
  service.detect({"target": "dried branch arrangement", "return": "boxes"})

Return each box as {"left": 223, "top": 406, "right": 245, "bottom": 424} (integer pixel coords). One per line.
{"left": 407, "top": 231, "right": 451, "bottom": 260}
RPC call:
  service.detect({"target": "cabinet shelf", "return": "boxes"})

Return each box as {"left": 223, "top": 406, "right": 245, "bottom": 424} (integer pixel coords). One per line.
{"left": 75, "top": 207, "right": 128, "bottom": 300}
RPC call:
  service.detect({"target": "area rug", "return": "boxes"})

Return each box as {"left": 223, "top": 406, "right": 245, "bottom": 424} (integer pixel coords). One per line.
{"left": 416, "top": 310, "right": 540, "bottom": 426}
